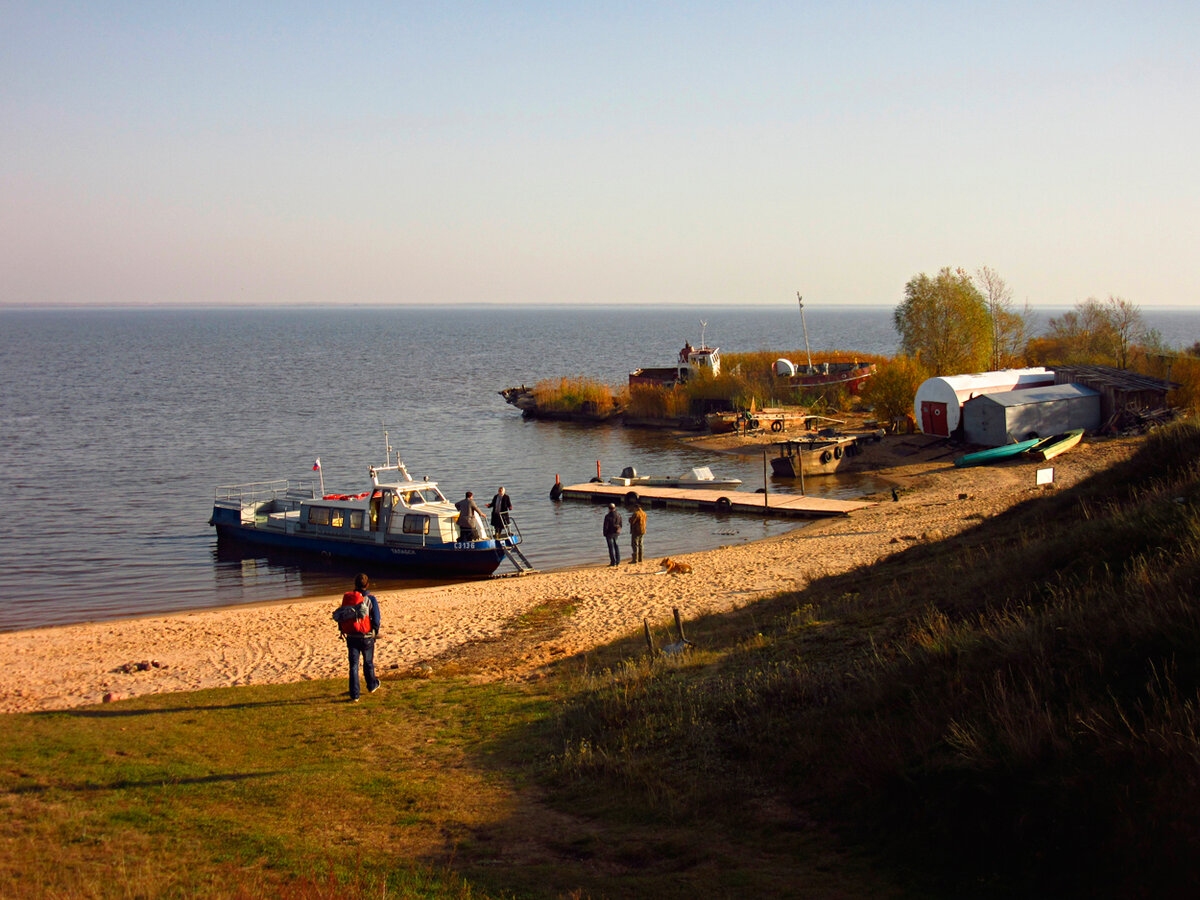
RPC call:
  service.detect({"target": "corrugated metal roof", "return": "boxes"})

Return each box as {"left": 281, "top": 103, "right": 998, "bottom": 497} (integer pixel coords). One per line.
{"left": 970, "top": 383, "right": 1099, "bottom": 409}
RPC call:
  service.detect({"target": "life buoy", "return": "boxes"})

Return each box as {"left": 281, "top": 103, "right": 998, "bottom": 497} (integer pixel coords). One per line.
{"left": 833, "top": 445, "right": 843, "bottom": 459}
{"left": 820, "top": 450, "right": 832, "bottom": 464}
{"left": 550, "top": 483, "right": 564, "bottom": 501}
{"left": 625, "top": 491, "right": 639, "bottom": 504}
{"left": 749, "top": 419, "right": 760, "bottom": 430}
{"left": 715, "top": 496, "right": 732, "bottom": 511}
{"left": 771, "top": 420, "right": 784, "bottom": 432}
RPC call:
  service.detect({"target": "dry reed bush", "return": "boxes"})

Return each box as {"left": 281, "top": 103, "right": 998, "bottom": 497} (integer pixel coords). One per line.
{"left": 531, "top": 376, "right": 624, "bottom": 415}
{"left": 624, "top": 384, "right": 690, "bottom": 419}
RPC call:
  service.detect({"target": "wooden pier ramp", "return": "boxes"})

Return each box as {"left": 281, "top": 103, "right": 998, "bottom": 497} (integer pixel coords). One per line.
{"left": 558, "top": 482, "right": 872, "bottom": 518}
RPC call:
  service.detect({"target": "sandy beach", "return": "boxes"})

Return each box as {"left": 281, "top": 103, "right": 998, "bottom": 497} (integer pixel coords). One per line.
{"left": 0, "top": 433, "right": 1138, "bottom": 714}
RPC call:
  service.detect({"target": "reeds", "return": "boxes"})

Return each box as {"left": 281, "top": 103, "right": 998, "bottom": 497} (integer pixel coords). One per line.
{"left": 531, "top": 376, "right": 625, "bottom": 415}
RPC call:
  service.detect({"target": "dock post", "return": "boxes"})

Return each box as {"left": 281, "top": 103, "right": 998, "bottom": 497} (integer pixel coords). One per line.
{"left": 762, "top": 449, "right": 769, "bottom": 505}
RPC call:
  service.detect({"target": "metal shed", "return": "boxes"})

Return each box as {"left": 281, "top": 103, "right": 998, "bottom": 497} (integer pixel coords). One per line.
{"left": 961, "top": 384, "right": 1101, "bottom": 447}
{"left": 913, "top": 368, "right": 1054, "bottom": 436}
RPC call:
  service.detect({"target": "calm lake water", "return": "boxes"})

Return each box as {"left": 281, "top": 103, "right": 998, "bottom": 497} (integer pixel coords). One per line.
{"left": 1, "top": 304, "right": 1196, "bottom": 631}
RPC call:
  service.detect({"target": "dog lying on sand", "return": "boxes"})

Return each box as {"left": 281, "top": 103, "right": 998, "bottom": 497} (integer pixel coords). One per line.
{"left": 657, "top": 557, "right": 693, "bottom": 575}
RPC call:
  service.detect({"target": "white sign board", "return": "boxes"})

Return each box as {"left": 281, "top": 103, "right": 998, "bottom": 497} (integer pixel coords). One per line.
{"left": 1036, "top": 467, "right": 1055, "bottom": 486}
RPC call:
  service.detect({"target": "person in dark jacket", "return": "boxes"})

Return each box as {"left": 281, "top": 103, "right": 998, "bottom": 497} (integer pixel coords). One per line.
{"left": 455, "top": 491, "right": 484, "bottom": 542}
{"left": 603, "top": 503, "right": 623, "bottom": 566}
{"left": 345, "top": 572, "right": 381, "bottom": 702}
{"left": 487, "top": 486, "right": 513, "bottom": 536}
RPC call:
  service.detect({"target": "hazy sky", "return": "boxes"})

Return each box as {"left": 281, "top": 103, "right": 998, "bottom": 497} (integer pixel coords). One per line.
{"left": 3, "top": 2, "right": 1198, "bottom": 308}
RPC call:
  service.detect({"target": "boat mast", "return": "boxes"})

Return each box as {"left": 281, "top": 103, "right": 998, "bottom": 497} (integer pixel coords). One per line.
{"left": 699, "top": 319, "right": 708, "bottom": 349}
{"left": 797, "top": 292, "right": 813, "bottom": 371}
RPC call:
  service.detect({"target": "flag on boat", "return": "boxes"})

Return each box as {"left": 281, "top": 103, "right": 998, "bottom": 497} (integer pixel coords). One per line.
{"left": 313, "top": 458, "right": 321, "bottom": 471}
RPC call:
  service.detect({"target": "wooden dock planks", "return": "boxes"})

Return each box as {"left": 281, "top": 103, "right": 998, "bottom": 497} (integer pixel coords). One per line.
{"left": 558, "top": 482, "right": 871, "bottom": 518}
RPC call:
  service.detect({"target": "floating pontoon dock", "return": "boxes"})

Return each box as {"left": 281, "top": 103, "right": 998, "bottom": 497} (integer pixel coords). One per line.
{"left": 558, "top": 481, "right": 871, "bottom": 518}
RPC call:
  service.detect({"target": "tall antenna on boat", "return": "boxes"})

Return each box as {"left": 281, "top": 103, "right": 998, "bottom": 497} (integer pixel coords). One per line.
{"left": 796, "top": 292, "right": 813, "bottom": 371}
{"left": 383, "top": 426, "right": 393, "bottom": 466}
{"left": 699, "top": 319, "right": 708, "bottom": 349}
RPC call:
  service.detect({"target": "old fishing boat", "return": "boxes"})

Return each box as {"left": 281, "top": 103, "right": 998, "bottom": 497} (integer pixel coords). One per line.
{"left": 773, "top": 294, "right": 877, "bottom": 392}
{"left": 953, "top": 437, "right": 1041, "bottom": 468}
{"left": 1027, "top": 429, "right": 1084, "bottom": 461}
{"left": 210, "top": 444, "right": 531, "bottom": 576}
{"left": 770, "top": 435, "right": 860, "bottom": 477}
{"left": 608, "top": 465, "right": 743, "bottom": 489}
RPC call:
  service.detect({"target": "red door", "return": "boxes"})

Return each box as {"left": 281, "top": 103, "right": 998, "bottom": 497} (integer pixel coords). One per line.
{"left": 921, "top": 401, "right": 949, "bottom": 436}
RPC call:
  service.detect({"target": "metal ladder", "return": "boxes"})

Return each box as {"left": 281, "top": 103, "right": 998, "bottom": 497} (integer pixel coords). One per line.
{"left": 495, "top": 517, "right": 536, "bottom": 574}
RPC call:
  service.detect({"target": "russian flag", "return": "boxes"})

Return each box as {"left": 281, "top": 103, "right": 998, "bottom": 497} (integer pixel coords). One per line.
{"left": 313, "top": 458, "right": 321, "bottom": 471}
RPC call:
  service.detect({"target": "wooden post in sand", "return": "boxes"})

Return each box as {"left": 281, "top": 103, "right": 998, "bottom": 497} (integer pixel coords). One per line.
{"left": 643, "top": 619, "right": 656, "bottom": 656}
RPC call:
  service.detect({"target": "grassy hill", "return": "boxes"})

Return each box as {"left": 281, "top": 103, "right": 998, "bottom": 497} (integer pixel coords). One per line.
{"left": 3, "top": 421, "right": 1198, "bottom": 898}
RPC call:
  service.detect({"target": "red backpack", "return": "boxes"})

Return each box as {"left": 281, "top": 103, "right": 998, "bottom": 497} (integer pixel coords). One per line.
{"left": 333, "top": 591, "right": 373, "bottom": 635}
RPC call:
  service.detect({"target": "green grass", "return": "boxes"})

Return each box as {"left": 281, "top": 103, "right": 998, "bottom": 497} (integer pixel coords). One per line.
{"left": 6, "top": 422, "right": 1200, "bottom": 897}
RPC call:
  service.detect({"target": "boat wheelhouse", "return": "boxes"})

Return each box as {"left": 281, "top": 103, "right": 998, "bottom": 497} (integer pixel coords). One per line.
{"left": 210, "top": 455, "right": 531, "bottom": 576}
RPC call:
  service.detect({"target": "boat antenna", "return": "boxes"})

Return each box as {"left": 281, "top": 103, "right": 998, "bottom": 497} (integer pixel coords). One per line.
{"left": 383, "top": 426, "right": 393, "bottom": 466}
{"left": 699, "top": 319, "right": 707, "bottom": 349}
{"left": 797, "top": 292, "right": 813, "bottom": 372}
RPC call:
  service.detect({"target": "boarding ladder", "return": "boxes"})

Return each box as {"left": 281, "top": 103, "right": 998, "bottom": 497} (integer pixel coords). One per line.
{"left": 495, "top": 517, "right": 536, "bottom": 574}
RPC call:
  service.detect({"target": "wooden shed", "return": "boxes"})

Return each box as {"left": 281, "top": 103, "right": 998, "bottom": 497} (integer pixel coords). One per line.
{"left": 1053, "top": 365, "right": 1178, "bottom": 431}
{"left": 962, "top": 384, "right": 1101, "bottom": 447}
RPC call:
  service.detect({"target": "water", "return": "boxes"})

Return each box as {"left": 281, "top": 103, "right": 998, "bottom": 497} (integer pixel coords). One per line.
{"left": 1, "top": 304, "right": 1196, "bottom": 632}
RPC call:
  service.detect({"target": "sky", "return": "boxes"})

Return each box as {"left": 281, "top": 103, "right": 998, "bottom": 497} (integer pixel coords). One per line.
{"left": 2, "top": 1, "right": 1198, "bottom": 309}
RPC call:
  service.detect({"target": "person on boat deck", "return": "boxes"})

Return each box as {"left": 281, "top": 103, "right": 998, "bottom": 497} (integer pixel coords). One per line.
{"left": 679, "top": 341, "right": 693, "bottom": 364}
{"left": 629, "top": 502, "right": 646, "bottom": 564}
{"left": 603, "top": 503, "right": 623, "bottom": 566}
{"left": 344, "top": 573, "right": 381, "bottom": 702}
{"left": 456, "top": 491, "right": 485, "bottom": 542}
{"left": 487, "top": 486, "right": 513, "bottom": 536}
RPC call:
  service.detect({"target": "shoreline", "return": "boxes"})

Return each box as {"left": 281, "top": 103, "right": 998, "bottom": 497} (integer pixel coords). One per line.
{"left": 0, "top": 433, "right": 1139, "bottom": 714}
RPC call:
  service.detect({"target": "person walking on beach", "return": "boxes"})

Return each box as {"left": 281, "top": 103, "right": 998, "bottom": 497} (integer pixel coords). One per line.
{"left": 629, "top": 502, "right": 646, "bottom": 563}
{"left": 337, "top": 573, "right": 381, "bottom": 702}
{"left": 456, "top": 491, "right": 484, "bottom": 542}
{"left": 603, "top": 503, "right": 623, "bottom": 566}
{"left": 487, "top": 486, "right": 513, "bottom": 536}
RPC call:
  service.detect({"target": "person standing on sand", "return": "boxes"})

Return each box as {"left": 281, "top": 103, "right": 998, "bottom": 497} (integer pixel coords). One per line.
{"left": 629, "top": 502, "right": 646, "bottom": 563}
{"left": 603, "top": 503, "right": 623, "bottom": 566}
{"left": 343, "top": 573, "right": 381, "bottom": 702}
{"left": 487, "top": 486, "right": 513, "bottom": 536}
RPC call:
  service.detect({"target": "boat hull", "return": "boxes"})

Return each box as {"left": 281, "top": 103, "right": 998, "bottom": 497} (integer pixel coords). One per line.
{"left": 1031, "top": 429, "right": 1084, "bottom": 461}
{"left": 770, "top": 436, "right": 858, "bottom": 477}
{"left": 954, "top": 438, "right": 1041, "bottom": 467}
{"left": 213, "top": 520, "right": 508, "bottom": 576}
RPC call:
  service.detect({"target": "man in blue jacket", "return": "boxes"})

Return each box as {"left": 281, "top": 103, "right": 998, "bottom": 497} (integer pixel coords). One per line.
{"left": 345, "top": 572, "right": 381, "bottom": 702}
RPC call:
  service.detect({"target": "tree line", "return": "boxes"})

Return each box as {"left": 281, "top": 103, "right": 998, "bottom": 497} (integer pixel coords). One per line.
{"left": 863, "top": 266, "right": 1197, "bottom": 424}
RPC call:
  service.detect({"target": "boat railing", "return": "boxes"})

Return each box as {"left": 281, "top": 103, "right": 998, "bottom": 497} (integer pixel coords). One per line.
{"left": 493, "top": 514, "right": 522, "bottom": 545}
{"left": 214, "top": 479, "right": 317, "bottom": 508}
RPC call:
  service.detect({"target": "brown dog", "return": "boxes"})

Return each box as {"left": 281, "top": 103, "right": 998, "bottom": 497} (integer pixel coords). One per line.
{"left": 657, "top": 557, "right": 693, "bottom": 575}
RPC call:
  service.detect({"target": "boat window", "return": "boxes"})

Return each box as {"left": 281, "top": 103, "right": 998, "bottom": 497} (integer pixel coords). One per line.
{"left": 308, "top": 507, "right": 331, "bottom": 526}
{"left": 349, "top": 511, "right": 364, "bottom": 529}
{"left": 402, "top": 514, "right": 429, "bottom": 535}
{"left": 331, "top": 509, "right": 345, "bottom": 528}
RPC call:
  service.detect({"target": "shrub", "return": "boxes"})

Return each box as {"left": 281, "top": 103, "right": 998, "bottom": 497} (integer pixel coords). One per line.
{"left": 860, "top": 355, "right": 928, "bottom": 425}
